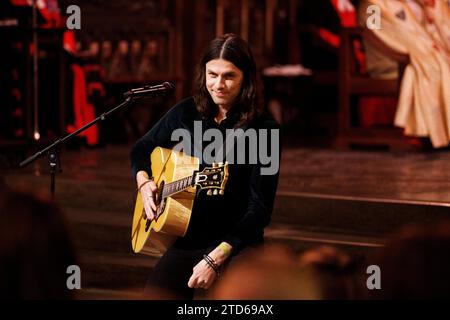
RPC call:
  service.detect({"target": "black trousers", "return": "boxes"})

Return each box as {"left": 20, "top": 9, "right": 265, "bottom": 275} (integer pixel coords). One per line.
{"left": 144, "top": 244, "right": 258, "bottom": 299}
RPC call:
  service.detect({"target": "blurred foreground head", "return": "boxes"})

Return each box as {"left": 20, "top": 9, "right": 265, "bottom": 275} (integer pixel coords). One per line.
{"left": 371, "top": 221, "right": 450, "bottom": 299}
{"left": 212, "top": 244, "right": 361, "bottom": 300}
{"left": 212, "top": 245, "right": 309, "bottom": 299}
{"left": 297, "top": 245, "right": 364, "bottom": 299}
{"left": 0, "top": 188, "right": 77, "bottom": 299}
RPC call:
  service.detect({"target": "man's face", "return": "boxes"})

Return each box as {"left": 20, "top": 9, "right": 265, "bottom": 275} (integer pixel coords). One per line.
{"left": 205, "top": 59, "right": 244, "bottom": 110}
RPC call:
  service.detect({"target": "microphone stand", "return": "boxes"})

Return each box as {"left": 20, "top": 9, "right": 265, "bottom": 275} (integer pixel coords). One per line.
{"left": 32, "top": 0, "right": 40, "bottom": 140}
{"left": 19, "top": 94, "right": 144, "bottom": 198}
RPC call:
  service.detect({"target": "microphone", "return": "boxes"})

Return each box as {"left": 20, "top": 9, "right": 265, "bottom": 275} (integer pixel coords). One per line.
{"left": 124, "top": 82, "right": 175, "bottom": 98}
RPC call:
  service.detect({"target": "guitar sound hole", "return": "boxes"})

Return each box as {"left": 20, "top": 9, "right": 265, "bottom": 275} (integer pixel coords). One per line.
{"left": 155, "top": 198, "right": 166, "bottom": 221}
{"left": 156, "top": 181, "right": 165, "bottom": 206}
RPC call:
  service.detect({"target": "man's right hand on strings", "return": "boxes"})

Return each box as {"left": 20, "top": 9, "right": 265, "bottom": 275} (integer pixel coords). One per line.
{"left": 137, "top": 171, "right": 158, "bottom": 221}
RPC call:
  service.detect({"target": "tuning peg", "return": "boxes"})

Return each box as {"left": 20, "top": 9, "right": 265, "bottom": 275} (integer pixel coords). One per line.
{"left": 218, "top": 162, "right": 223, "bottom": 167}
{"left": 213, "top": 189, "right": 218, "bottom": 195}
{"left": 207, "top": 189, "right": 213, "bottom": 196}
{"left": 219, "top": 190, "right": 224, "bottom": 195}
{"left": 212, "top": 162, "right": 218, "bottom": 168}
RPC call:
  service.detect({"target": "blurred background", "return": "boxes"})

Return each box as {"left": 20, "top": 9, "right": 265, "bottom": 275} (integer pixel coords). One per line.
{"left": 1, "top": 0, "right": 402, "bottom": 154}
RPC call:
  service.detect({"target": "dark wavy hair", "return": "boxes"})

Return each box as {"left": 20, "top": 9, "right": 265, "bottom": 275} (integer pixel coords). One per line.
{"left": 193, "top": 33, "right": 260, "bottom": 128}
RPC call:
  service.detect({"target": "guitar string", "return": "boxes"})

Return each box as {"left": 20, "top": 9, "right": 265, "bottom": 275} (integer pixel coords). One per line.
{"left": 162, "top": 175, "right": 194, "bottom": 198}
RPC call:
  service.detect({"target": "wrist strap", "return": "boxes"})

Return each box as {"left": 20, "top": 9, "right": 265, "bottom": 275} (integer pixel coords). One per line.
{"left": 138, "top": 179, "right": 152, "bottom": 193}
{"left": 203, "top": 254, "right": 220, "bottom": 276}
{"left": 218, "top": 242, "right": 232, "bottom": 256}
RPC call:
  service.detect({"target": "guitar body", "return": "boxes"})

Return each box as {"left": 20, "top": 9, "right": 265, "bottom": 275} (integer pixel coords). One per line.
{"left": 131, "top": 147, "right": 199, "bottom": 255}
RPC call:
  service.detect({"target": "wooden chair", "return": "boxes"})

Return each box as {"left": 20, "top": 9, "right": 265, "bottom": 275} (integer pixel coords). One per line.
{"left": 336, "top": 27, "right": 410, "bottom": 149}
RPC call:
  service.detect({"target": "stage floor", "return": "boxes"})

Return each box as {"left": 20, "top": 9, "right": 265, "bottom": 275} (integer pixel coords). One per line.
{"left": 4, "top": 144, "right": 450, "bottom": 203}
{"left": 279, "top": 147, "right": 450, "bottom": 203}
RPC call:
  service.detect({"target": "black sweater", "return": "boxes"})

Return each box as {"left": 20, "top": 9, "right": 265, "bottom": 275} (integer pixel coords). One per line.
{"left": 130, "top": 97, "right": 280, "bottom": 254}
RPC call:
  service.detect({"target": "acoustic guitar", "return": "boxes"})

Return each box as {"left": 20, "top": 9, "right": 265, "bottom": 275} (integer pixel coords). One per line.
{"left": 131, "top": 147, "right": 229, "bottom": 255}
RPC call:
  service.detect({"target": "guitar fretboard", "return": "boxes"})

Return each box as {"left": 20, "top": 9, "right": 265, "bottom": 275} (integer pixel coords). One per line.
{"left": 162, "top": 174, "right": 195, "bottom": 199}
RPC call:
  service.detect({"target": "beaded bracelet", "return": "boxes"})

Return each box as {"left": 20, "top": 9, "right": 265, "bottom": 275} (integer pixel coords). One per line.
{"left": 203, "top": 255, "right": 219, "bottom": 276}
{"left": 203, "top": 254, "right": 220, "bottom": 276}
{"left": 138, "top": 177, "right": 154, "bottom": 193}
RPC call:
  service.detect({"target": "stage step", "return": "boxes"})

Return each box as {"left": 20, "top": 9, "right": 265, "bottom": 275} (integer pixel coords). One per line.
{"left": 78, "top": 251, "right": 157, "bottom": 291}
{"left": 274, "top": 191, "right": 450, "bottom": 236}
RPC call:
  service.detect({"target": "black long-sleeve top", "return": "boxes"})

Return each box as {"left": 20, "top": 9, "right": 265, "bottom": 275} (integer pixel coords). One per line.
{"left": 130, "top": 97, "right": 280, "bottom": 254}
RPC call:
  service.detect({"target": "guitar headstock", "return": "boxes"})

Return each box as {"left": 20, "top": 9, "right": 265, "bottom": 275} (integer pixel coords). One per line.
{"left": 195, "top": 162, "right": 229, "bottom": 195}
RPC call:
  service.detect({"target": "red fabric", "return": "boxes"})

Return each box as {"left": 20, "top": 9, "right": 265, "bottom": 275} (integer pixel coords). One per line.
{"left": 63, "top": 31, "right": 77, "bottom": 54}
{"left": 10, "top": 0, "right": 30, "bottom": 6}
{"left": 38, "top": 8, "right": 62, "bottom": 28}
{"left": 358, "top": 97, "right": 397, "bottom": 128}
{"left": 353, "top": 40, "right": 367, "bottom": 74}
{"left": 69, "top": 65, "right": 99, "bottom": 146}
{"left": 330, "top": 0, "right": 357, "bottom": 27}
{"left": 318, "top": 28, "right": 340, "bottom": 48}
{"left": 10, "top": 0, "right": 62, "bottom": 27}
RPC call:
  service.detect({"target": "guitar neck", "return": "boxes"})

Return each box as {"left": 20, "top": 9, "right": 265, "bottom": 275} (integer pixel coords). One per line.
{"left": 161, "top": 174, "right": 196, "bottom": 199}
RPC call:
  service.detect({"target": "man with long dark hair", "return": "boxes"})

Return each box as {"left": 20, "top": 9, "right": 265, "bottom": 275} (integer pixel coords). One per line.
{"left": 130, "top": 33, "right": 280, "bottom": 299}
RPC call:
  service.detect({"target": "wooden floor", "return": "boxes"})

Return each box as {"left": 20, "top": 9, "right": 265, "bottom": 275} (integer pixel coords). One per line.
{"left": 2, "top": 143, "right": 450, "bottom": 299}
